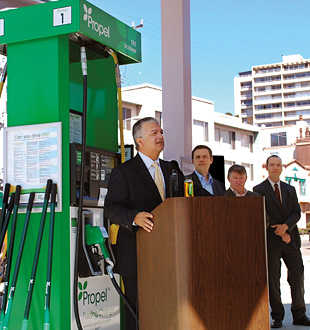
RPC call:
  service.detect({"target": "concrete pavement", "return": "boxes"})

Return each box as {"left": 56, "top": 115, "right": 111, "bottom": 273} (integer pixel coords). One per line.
{"left": 272, "top": 235, "right": 310, "bottom": 329}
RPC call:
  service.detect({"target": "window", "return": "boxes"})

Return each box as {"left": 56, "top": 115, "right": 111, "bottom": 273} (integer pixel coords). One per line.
{"left": 240, "top": 134, "right": 253, "bottom": 152}
{"left": 286, "top": 177, "right": 306, "bottom": 196}
{"left": 214, "top": 128, "right": 235, "bottom": 149}
{"left": 122, "top": 107, "right": 132, "bottom": 130}
{"left": 204, "top": 122, "right": 209, "bottom": 141}
{"left": 242, "top": 163, "right": 254, "bottom": 180}
{"left": 231, "top": 132, "right": 236, "bottom": 149}
{"left": 193, "top": 120, "right": 209, "bottom": 142}
{"left": 254, "top": 76, "right": 281, "bottom": 83}
{"left": 255, "top": 103, "right": 282, "bottom": 111}
{"left": 241, "top": 100, "right": 253, "bottom": 106}
{"left": 256, "top": 113, "right": 283, "bottom": 120}
{"left": 241, "top": 81, "right": 252, "bottom": 88}
{"left": 270, "top": 132, "right": 287, "bottom": 146}
{"left": 225, "top": 160, "right": 235, "bottom": 178}
{"left": 299, "top": 180, "right": 306, "bottom": 196}
{"left": 285, "top": 100, "right": 310, "bottom": 108}
{"left": 215, "top": 128, "right": 220, "bottom": 142}
{"left": 284, "top": 64, "right": 308, "bottom": 71}
{"left": 155, "top": 111, "right": 162, "bottom": 125}
{"left": 283, "top": 72, "right": 310, "bottom": 80}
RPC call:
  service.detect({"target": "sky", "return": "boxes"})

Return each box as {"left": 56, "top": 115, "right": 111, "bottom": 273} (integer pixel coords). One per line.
{"left": 89, "top": 0, "right": 310, "bottom": 114}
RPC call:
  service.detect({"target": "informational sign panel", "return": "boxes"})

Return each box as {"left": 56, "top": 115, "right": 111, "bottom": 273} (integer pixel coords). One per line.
{"left": 70, "top": 110, "right": 82, "bottom": 144}
{"left": 4, "top": 122, "right": 62, "bottom": 211}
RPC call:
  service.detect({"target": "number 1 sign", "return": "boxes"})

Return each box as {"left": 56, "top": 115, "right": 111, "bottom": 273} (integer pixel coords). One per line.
{"left": 53, "top": 6, "right": 72, "bottom": 27}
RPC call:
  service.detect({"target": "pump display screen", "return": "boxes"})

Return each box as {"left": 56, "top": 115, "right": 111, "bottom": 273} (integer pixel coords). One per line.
{"left": 70, "top": 143, "right": 120, "bottom": 207}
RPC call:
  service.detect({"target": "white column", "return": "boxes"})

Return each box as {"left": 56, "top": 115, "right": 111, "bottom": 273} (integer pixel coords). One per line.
{"left": 161, "top": 0, "right": 192, "bottom": 162}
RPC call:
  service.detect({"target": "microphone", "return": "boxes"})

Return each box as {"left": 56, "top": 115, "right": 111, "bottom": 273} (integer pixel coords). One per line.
{"left": 169, "top": 160, "right": 180, "bottom": 197}
{"left": 170, "top": 169, "right": 178, "bottom": 197}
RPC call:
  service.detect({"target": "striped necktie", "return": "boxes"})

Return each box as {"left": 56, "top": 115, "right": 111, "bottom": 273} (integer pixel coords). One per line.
{"left": 152, "top": 162, "right": 165, "bottom": 201}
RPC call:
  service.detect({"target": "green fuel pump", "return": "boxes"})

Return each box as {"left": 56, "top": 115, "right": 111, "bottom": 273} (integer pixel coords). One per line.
{"left": 0, "top": 1, "right": 141, "bottom": 329}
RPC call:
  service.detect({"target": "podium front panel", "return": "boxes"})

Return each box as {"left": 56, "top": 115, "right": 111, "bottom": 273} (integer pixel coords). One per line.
{"left": 137, "top": 196, "right": 269, "bottom": 330}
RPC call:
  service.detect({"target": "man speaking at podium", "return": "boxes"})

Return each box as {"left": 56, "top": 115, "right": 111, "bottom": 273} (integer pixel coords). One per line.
{"left": 104, "top": 117, "right": 184, "bottom": 330}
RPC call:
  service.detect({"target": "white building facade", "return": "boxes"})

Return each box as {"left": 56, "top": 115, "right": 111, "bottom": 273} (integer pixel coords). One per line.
{"left": 121, "top": 84, "right": 261, "bottom": 189}
{"left": 234, "top": 54, "right": 310, "bottom": 127}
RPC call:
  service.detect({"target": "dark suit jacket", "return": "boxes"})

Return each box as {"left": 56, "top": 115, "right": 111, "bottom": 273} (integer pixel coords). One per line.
{"left": 104, "top": 154, "right": 185, "bottom": 276}
{"left": 188, "top": 171, "right": 226, "bottom": 196}
{"left": 226, "top": 187, "right": 259, "bottom": 196}
{"left": 253, "top": 179, "right": 301, "bottom": 249}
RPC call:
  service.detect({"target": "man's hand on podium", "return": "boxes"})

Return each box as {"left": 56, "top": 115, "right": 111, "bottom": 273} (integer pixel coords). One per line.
{"left": 134, "top": 212, "right": 154, "bottom": 232}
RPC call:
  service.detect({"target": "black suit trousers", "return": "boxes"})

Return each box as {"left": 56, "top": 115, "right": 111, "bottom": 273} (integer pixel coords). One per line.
{"left": 268, "top": 243, "right": 305, "bottom": 321}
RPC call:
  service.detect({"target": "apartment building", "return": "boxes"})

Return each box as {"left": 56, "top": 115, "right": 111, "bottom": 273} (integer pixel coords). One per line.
{"left": 121, "top": 84, "right": 261, "bottom": 188}
{"left": 234, "top": 54, "right": 310, "bottom": 127}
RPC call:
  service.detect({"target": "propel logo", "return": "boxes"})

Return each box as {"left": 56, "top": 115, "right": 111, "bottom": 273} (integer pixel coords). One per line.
{"left": 83, "top": 4, "right": 110, "bottom": 38}
{"left": 78, "top": 281, "right": 109, "bottom": 306}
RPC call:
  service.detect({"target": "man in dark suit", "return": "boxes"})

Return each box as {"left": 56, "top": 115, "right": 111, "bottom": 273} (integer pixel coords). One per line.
{"left": 254, "top": 155, "right": 310, "bottom": 328}
{"left": 104, "top": 117, "right": 184, "bottom": 330}
{"left": 187, "top": 145, "right": 225, "bottom": 196}
{"left": 226, "top": 164, "right": 259, "bottom": 196}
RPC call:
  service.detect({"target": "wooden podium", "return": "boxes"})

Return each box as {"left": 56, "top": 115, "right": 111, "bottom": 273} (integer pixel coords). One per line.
{"left": 137, "top": 196, "right": 269, "bottom": 330}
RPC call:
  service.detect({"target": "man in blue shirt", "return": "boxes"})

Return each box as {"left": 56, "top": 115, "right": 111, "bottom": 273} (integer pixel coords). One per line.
{"left": 187, "top": 145, "right": 225, "bottom": 196}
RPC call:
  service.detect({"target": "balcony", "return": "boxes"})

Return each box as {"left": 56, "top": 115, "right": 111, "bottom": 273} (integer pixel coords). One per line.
{"left": 240, "top": 85, "right": 252, "bottom": 90}
{"left": 283, "top": 72, "right": 310, "bottom": 81}
{"left": 283, "top": 82, "right": 310, "bottom": 92}
{"left": 254, "top": 95, "right": 282, "bottom": 104}
{"left": 284, "top": 100, "right": 310, "bottom": 110}
{"left": 254, "top": 104, "right": 282, "bottom": 112}
{"left": 253, "top": 78, "right": 282, "bottom": 86}
{"left": 241, "top": 102, "right": 253, "bottom": 109}
{"left": 283, "top": 91, "right": 310, "bottom": 100}
{"left": 240, "top": 94, "right": 252, "bottom": 100}
{"left": 253, "top": 67, "right": 281, "bottom": 76}
{"left": 284, "top": 109, "right": 310, "bottom": 117}
{"left": 255, "top": 112, "right": 283, "bottom": 120}
{"left": 283, "top": 64, "right": 310, "bottom": 72}
{"left": 241, "top": 109, "right": 253, "bottom": 117}
{"left": 254, "top": 86, "right": 281, "bottom": 94}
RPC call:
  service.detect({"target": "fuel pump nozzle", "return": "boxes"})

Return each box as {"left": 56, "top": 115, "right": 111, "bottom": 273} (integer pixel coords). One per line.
{"left": 85, "top": 224, "right": 114, "bottom": 270}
